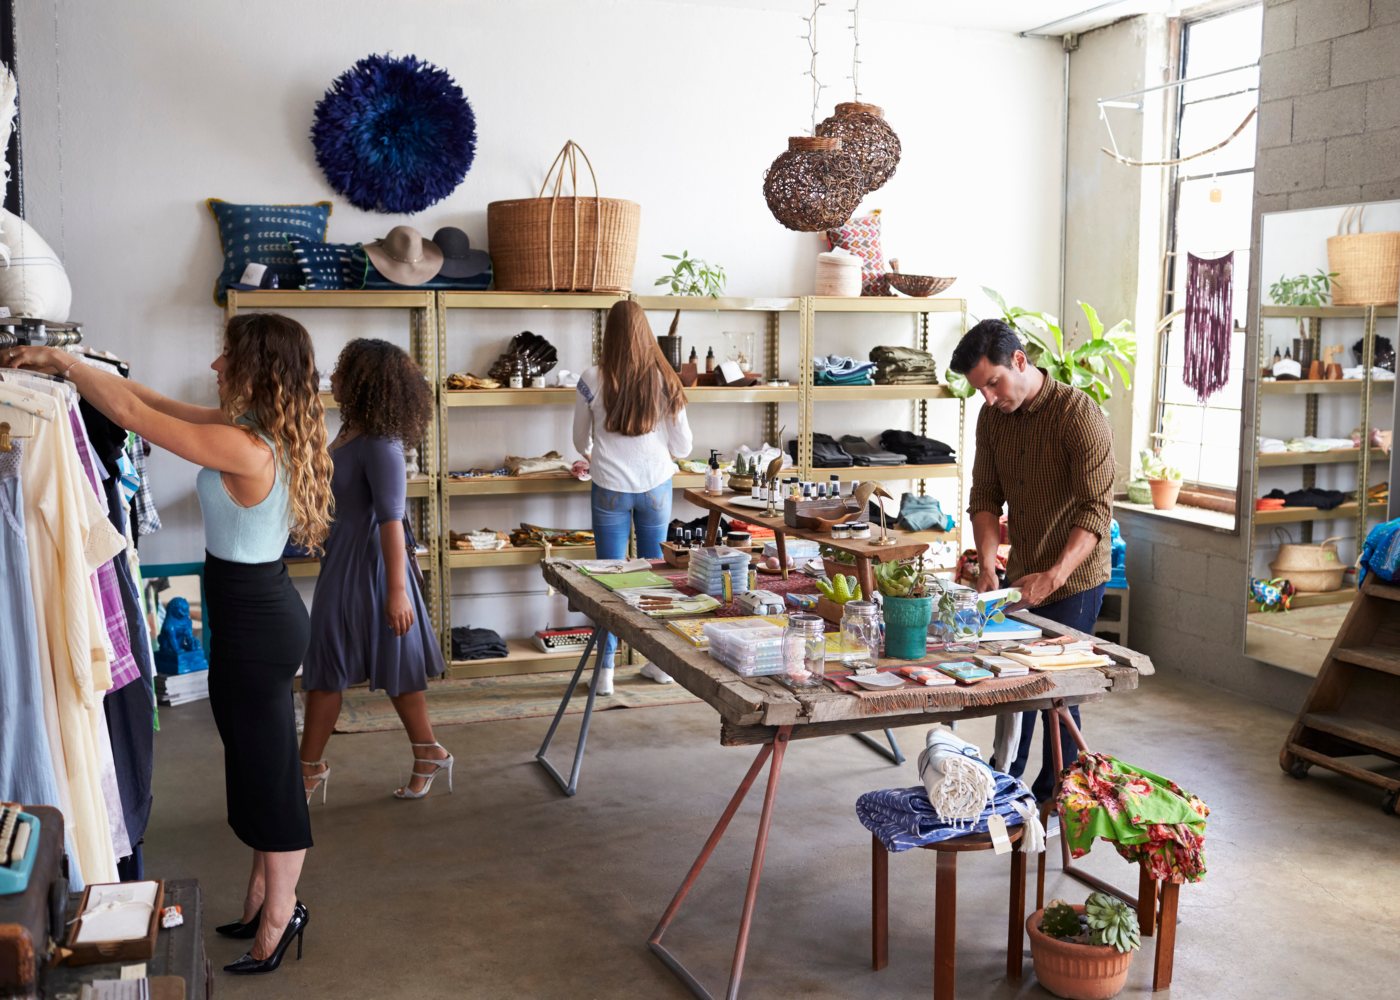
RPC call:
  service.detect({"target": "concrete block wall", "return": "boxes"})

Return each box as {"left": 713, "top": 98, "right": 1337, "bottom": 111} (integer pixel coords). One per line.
{"left": 1119, "top": 1, "right": 1400, "bottom": 711}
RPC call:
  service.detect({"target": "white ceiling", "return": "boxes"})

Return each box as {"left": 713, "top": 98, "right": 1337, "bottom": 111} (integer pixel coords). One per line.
{"left": 654, "top": 0, "right": 1180, "bottom": 36}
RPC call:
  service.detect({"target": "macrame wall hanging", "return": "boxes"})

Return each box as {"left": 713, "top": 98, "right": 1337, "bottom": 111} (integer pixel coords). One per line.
{"left": 1183, "top": 252, "right": 1234, "bottom": 403}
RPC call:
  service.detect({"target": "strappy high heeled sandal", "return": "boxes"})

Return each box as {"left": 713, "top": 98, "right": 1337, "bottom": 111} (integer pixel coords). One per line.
{"left": 302, "top": 759, "right": 330, "bottom": 805}
{"left": 393, "top": 742, "right": 453, "bottom": 799}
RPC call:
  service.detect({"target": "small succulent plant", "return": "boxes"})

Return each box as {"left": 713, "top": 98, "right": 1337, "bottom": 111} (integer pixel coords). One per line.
{"left": 1085, "top": 892, "right": 1141, "bottom": 954}
{"left": 1040, "top": 899, "right": 1084, "bottom": 940}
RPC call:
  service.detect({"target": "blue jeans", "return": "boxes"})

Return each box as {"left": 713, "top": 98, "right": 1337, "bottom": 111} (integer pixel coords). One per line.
{"left": 591, "top": 482, "right": 672, "bottom": 666}
{"left": 1008, "top": 583, "right": 1105, "bottom": 801}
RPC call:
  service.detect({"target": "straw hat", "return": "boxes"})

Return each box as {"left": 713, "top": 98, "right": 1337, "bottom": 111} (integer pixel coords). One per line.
{"left": 364, "top": 225, "right": 444, "bottom": 285}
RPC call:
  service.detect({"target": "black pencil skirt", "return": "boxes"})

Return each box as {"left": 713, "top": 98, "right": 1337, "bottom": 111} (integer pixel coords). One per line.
{"left": 205, "top": 552, "right": 313, "bottom": 852}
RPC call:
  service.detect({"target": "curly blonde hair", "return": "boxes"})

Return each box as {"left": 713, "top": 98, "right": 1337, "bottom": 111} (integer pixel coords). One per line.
{"left": 219, "top": 313, "right": 334, "bottom": 554}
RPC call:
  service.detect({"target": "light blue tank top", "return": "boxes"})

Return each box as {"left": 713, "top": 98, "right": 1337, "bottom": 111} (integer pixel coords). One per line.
{"left": 195, "top": 425, "right": 292, "bottom": 564}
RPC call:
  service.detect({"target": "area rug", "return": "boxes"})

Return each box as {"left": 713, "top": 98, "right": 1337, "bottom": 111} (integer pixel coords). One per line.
{"left": 333, "top": 667, "right": 701, "bottom": 734}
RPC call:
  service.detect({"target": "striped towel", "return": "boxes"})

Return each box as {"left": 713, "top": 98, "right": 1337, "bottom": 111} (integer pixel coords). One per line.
{"left": 856, "top": 770, "right": 1041, "bottom": 853}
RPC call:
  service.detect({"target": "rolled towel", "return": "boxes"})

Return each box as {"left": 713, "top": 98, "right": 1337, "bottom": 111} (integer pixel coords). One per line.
{"left": 918, "top": 725, "right": 997, "bottom": 828}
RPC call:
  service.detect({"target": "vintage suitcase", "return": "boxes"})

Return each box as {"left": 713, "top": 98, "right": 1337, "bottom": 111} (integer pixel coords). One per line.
{"left": 0, "top": 805, "right": 67, "bottom": 999}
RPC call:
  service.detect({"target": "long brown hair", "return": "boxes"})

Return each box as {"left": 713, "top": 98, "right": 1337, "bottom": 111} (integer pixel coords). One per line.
{"left": 334, "top": 338, "right": 433, "bottom": 444}
{"left": 219, "top": 313, "right": 334, "bottom": 554}
{"left": 599, "top": 300, "right": 685, "bottom": 436}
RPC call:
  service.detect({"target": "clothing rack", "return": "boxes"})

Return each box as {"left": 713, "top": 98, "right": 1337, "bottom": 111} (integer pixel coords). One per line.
{"left": 0, "top": 318, "right": 85, "bottom": 348}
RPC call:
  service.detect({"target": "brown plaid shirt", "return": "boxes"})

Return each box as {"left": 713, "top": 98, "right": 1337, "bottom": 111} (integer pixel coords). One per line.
{"left": 966, "top": 372, "right": 1114, "bottom": 605}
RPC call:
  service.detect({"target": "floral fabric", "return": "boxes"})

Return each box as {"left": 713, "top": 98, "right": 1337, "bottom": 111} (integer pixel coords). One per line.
{"left": 1057, "top": 751, "right": 1209, "bottom": 884}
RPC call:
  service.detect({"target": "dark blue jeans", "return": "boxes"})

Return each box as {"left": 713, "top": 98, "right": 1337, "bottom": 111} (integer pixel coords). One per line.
{"left": 591, "top": 482, "right": 672, "bottom": 666}
{"left": 1008, "top": 583, "right": 1105, "bottom": 801}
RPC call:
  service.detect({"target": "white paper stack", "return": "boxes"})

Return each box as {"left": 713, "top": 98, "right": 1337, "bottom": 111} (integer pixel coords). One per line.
{"left": 156, "top": 670, "right": 209, "bottom": 706}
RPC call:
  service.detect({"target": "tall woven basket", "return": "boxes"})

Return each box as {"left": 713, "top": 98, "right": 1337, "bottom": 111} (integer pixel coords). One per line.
{"left": 487, "top": 141, "right": 640, "bottom": 293}
{"left": 1327, "top": 205, "right": 1400, "bottom": 306}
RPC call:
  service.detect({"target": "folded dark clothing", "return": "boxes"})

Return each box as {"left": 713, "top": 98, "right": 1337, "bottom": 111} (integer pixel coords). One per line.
{"left": 1263, "top": 487, "right": 1348, "bottom": 510}
{"left": 870, "top": 345, "right": 938, "bottom": 372}
{"left": 840, "top": 435, "right": 907, "bottom": 466}
{"left": 451, "top": 626, "right": 508, "bottom": 661}
{"left": 791, "top": 434, "right": 855, "bottom": 468}
{"left": 874, "top": 371, "right": 940, "bottom": 385}
{"left": 880, "top": 430, "right": 956, "bottom": 463}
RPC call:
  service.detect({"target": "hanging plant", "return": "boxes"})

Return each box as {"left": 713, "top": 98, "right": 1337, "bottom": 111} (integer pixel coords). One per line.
{"left": 311, "top": 53, "right": 477, "bottom": 214}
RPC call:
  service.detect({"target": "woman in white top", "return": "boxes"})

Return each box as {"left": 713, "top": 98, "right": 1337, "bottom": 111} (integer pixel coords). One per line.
{"left": 573, "top": 301, "right": 693, "bottom": 693}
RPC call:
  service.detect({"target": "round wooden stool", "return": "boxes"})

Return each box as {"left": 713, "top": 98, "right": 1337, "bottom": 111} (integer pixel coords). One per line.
{"left": 871, "top": 826, "right": 1027, "bottom": 999}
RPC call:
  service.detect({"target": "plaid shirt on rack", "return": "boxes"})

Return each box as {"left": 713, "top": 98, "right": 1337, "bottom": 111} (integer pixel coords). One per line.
{"left": 129, "top": 435, "right": 162, "bottom": 537}
{"left": 966, "top": 371, "right": 1114, "bottom": 605}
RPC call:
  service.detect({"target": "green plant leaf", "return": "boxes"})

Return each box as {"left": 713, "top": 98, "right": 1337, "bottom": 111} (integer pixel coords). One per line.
{"left": 982, "top": 286, "right": 1010, "bottom": 316}
{"left": 662, "top": 253, "right": 679, "bottom": 260}
{"left": 1078, "top": 300, "right": 1105, "bottom": 340}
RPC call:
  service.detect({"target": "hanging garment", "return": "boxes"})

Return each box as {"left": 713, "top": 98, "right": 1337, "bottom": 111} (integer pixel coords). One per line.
{"left": 1057, "top": 751, "right": 1210, "bottom": 884}
{"left": 1183, "top": 252, "right": 1234, "bottom": 403}
{"left": 128, "top": 434, "right": 162, "bottom": 537}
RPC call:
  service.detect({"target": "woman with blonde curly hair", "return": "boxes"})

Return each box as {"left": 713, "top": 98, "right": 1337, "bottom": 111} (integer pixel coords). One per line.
{"left": 299, "top": 338, "right": 448, "bottom": 804}
{"left": 8, "top": 312, "right": 332, "bottom": 975}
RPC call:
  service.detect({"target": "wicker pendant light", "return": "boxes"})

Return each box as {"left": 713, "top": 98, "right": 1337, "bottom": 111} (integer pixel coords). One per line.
{"left": 816, "top": 101, "right": 901, "bottom": 194}
{"left": 763, "top": 136, "right": 865, "bottom": 233}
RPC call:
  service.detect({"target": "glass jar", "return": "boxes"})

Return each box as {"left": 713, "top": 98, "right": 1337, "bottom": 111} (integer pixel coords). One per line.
{"left": 839, "top": 600, "right": 881, "bottom": 669}
{"left": 940, "top": 587, "right": 982, "bottom": 653}
{"left": 781, "top": 613, "right": 826, "bottom": 689}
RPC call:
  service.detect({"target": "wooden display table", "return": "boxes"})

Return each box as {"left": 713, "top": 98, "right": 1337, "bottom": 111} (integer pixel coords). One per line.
{"left": 682, "top": 487, "right": 929, "bottom": 600}
{"left": 534, "top": 558, "right": 1154, "bottom": 999}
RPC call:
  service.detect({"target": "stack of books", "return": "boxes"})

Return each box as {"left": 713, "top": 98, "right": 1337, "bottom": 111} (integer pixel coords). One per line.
{"left": 155, "top": 670, "right": 209, "bottom": 706}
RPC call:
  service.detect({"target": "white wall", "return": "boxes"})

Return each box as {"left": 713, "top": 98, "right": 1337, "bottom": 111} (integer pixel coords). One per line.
{"left": 17, "top": 0, "right": 1063, "bottom": 636}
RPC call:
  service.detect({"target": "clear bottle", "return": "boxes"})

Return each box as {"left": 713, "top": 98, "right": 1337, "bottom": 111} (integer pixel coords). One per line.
{"left": 509, "top": 358, "right": 524, "bottom": 389}
{"left": 781, "top": 613, "right": 826, "bottom": 689}
{"left": 830, "top": 474, "right": 841, "bottom": 497}
{"left": 943, "top": 588, "right": 982, "bottom": 653}
{"left": 840, "top": 599, "right": 881, "bottom": 669}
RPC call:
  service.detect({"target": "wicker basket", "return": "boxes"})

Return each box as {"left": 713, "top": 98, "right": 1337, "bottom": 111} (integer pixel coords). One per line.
{"left": 487, "top": 141, "right": 640, "bottom": 292}
{"left": 888, "top": 273, "right": 957, "bottom": 297}
{"left": 1327, "top": 206, "right": 1400, "bottom": 306}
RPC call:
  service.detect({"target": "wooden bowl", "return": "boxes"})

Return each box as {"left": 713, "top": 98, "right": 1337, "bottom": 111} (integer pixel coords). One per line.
{"left": 888, "top": 273, "right": 956, "bottom": 297}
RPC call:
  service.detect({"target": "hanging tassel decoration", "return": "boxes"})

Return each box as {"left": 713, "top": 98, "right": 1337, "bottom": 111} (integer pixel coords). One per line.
{"left": 1183, "top": 252, "right": 1234, "bottom": 403}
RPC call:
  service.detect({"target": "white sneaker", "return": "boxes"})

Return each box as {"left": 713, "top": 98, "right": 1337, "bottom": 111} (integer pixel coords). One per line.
{"left": 639, "top": 662, "right": 674, "bottom": 684}
{"left": 595, "top": 665, "right": 615, "bottom": 696}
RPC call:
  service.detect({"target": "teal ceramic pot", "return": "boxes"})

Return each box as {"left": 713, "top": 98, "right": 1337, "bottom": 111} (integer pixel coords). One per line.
{"left": 883, "top": 595, "right": 934, "bottom": 659}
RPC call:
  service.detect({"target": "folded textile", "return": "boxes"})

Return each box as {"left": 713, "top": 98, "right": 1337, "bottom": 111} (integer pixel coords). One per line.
{"left": 840, "top": 435, "right": 906, "bottom": 466}
{"left": 817, "top": 369, "right": 875, "bottom": 386}
{"left": 1258, "top": 436, "right": 1287, "bottom": 453}
{"left": 870, "top": 345, "right": 938, "bottom": 373}
{"left": 918, "top": 725, "right": 996, "bottom": 825}
{"left": 504, "top": 451, "right": 572, "bottom": 477}
{"left": 450, "top": 625, "right": 507, "bottom": 661}
{"left": 1057, "top": 751, "right": 1209, "bottom": 884}
{"left": 1360, "top": 517, "right": 1400, "bottom": 583}
{"left": 790, "top": 434, "right": 854, "bottom": 468}
{"left": 1262, "top": 487, "right": 1347, "bottom": 510}
{"left": 880, "top": 429, "right": 956, "bottom": 464}
{"left": 1284, "top": 436, "right": 1355, "bottom": 452}
{"left": 896, "top": 493, "right": 955, "bottom": 532}
{"left": 874, "top": 371, "right": 941, "bottom": 385}
{"left": 814, "top": 354, "right": 877, "bottom": 376}
{"left": 857, "top": 769, "right": 1042, "bottom": 853}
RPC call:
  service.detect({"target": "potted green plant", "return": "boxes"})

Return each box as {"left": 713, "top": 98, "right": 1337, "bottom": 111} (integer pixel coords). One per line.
{"left": 981, "top": 287, "right": 1137, "bottom": 408}
{"left": 1138, "top": 449, "right": 1182, "bottom": 510}
{"left": 1268, "top": 269, "right": 1335, "bottom": 341}
{"left": 729, "top": 454, "right": 755, "bottom": 492}
{"left": 654, "top": 251, "right": 727, "bottom": 370}
{"left": 1027, "top": 892, "right": 1141, "bottom": 1000}
{"left": 874, "top": 561, "right": 934, "bottom": 659}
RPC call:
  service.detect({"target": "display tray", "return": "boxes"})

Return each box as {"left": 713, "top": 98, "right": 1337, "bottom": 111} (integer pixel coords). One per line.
{"left": 63, "top": 880, "right": 164, "bottom": 967}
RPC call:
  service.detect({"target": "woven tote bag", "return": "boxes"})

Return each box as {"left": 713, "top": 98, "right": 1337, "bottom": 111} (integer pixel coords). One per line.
{"left": 1327, "top": 205, "right": 1400, "bottom": 306}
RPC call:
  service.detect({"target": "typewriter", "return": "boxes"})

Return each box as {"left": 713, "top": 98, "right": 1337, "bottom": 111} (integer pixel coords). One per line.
{"left": 0, "top": 805, "right": 39, "bottom": 895}
{"left": 532, "top": 626, "right": 595, "bottom": 654}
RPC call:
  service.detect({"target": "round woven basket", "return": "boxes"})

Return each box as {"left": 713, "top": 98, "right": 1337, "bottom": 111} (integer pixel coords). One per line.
{"left": 763, "top": 136, "right": 864, "bottom": 233}
{"left": 1268, "top": 564, "right": 1345, "bottom": 593}
{"left": 815, "top": 102, "right": 901, "bottom": 194}
{"left": 888, "top": 273, "right": 956, "bottom": 297}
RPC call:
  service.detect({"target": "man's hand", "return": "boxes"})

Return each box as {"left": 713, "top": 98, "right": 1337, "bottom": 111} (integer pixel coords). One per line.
{"left": 1009, "top": 570, "right": 1063, "bottom": 610}
{"left": 385, "top": 588, "right": 414, "bottom": 637}
{"left": 975, "top": 567, "right": 1001, "bottom": 594}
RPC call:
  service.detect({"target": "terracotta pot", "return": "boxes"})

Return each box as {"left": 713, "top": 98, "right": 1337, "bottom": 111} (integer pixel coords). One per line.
{"left": 1148, "top": 478, "right": 1181, "bottom": 510}
{"left": 1026, "top": 907, "right": 1134, "bottom": 1000}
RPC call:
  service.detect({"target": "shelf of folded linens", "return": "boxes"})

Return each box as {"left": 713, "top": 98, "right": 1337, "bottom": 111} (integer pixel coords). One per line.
{"left": 1260, "top": 305, "right": 1398, "bottom": 319}
{"left": 445, "top": 544, "right": 595, "bottom": 568}
{"left": 809, "top": 296, "right": 964, "bottom": 314}
{"left": 444, "top": 472, "right": 707, "bottom": 496}
{"left": 440, "top": 290, "right": 627, "bottom": 310}
{"left": 1257, "top": 447, "right": 1383, "bottom": 467}
{"left": 1253, "top": 499, "right": 1388, "bottom": 526}
{"left": 631, "top": 295, "right": 800, "bottom": 313}
{"left": 226, "top": 289, "right": 435, "bottom": 311}
{"left": 285, "top": 552, "right": 433, "bottom": 579}
{"left": 811, "top": 384, "right": 954, "bottom": 400}
{"left": 1259, "top": 379, "right": 1395, "bottom": 396}
{"left": 1248, "top": 586, "right": 1358, "bottom": 613}
{"left": 802, "top": 463, "right": 960, "bottom": 481}
{"left": 444, "top": 639, "right": 583, "bottom": 679}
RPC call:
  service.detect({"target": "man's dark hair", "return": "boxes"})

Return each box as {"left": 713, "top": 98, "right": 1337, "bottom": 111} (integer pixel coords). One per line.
{"left": 948, "top": 319, "right": 1025, "bottom": 375}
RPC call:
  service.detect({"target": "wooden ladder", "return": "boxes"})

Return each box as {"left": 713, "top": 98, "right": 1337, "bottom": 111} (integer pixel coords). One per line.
{"left": 1281, "top": 575, "right": 1400, "bottom": 816}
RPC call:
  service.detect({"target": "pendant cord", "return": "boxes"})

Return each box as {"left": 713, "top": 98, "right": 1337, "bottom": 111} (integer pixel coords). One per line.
{"left": 801, "top": 0, "right": 826, "bottom": 134}
{"left": 848, "top": 0, "right": 861, "bottom": 101}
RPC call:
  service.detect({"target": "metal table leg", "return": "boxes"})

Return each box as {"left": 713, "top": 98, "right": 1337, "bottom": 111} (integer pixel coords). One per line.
{"left": 535, "top": 630, "right": 603, "bottom": 797}
{"left": 852, "top": 728, "right": 906, "bottom": 764}
{"left": 648, "top": 726, "right": 793, "bottom": 1000}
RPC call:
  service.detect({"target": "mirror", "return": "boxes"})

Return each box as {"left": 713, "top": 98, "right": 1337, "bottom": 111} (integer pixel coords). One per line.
{"left": 1245, "top": 200, "right": 1400, "bottom": 676}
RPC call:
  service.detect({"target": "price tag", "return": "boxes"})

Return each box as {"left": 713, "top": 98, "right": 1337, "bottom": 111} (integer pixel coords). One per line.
{"left": 987, "top": 814, "right": 1013, "bottom": 855}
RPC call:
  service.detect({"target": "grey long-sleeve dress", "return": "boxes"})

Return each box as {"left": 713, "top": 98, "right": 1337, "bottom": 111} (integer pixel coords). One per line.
{"left": 303, "top": 435, "right": 443, "bottom": 696}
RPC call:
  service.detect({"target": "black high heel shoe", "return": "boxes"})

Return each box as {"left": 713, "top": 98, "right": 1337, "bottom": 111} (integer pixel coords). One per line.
{"left": 215, "top": 907, "right": 261, "bottom": 939}
{"left": 223, "top": 902, "right": 308, "bottom": 975}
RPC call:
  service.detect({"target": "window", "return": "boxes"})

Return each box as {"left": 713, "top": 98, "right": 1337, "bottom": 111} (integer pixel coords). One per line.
{"left": 1152, "top": 4, "right": 1262, "bottom": 491}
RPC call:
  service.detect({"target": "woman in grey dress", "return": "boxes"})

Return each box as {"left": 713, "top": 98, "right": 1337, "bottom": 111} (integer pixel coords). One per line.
{"left": 299, "top": 339, "right": 450, "bottom": 801}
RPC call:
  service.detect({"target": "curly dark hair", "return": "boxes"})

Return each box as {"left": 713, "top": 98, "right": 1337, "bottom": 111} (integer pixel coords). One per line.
{"left": 333, "top": 338, "right": 433, "bottom": 444}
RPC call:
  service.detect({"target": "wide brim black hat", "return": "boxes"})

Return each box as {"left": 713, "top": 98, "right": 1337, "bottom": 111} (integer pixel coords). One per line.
{"left": 432, "top": 226, "right": 492, "bottom": 278}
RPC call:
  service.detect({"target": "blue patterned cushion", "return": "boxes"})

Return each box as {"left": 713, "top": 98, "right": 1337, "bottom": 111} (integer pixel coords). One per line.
{"left": 288, "top": 237, "right": 368, "bottom": 290}
{"left": 363, "top": 258, "right": 491, "bottom": 291}
{"left": 206, "top": 199, "right": 332, "bottom": 304}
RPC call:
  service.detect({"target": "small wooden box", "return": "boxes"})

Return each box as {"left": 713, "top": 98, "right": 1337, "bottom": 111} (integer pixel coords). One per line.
{"left": 63, "top": 880, "right": 164, "bottom": 966}
{"left": 662, "top": 542, "right": 691, "bottom": 569}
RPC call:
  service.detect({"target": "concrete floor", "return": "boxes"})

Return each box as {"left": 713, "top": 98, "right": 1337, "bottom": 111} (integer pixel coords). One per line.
{"left": 146, "top": 673, "right": 1400, "bottom": 999}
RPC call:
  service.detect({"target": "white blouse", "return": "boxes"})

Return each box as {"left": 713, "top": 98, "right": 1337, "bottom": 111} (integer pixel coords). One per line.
{"left": 572, "top": 366, "right": 693, "bottom": 493}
